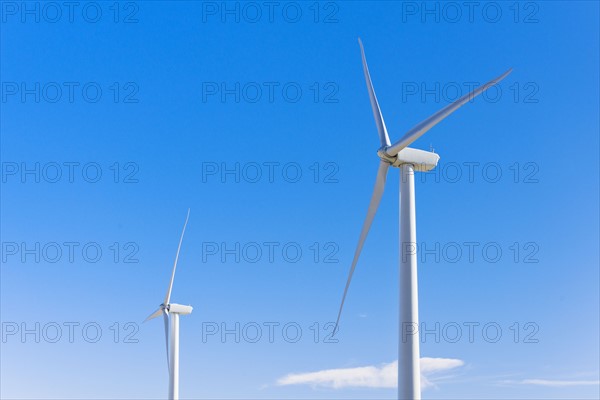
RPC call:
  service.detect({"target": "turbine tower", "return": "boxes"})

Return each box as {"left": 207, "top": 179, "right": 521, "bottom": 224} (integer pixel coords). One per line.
{"left": 334, "top": 39, "right": 511, "bottom": 400}
{"left": 145, "top": 209, "right": 193, "bottom": 400}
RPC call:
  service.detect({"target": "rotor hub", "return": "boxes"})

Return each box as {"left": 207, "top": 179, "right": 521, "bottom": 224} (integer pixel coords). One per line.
{"left": 377, "top": 146, "right": 405, "bottom": 167}
{"left": 377, "top": 146, "right": 396, "bottom": 165}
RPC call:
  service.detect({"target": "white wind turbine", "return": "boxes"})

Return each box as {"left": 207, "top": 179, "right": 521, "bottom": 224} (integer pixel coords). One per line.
{"left": 334, "top": 39, "right": 511, "bottom": 400}
{"left": 145, "top": 209, "right": 193, "bottom": 400}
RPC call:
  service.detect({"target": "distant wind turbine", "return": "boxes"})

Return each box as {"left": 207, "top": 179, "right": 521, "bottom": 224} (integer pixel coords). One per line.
{"left": 145, "top": 209, "right": 193, "bottom": 400}
{"left": 334, "top": 39, "right": 511, "bottom": 400}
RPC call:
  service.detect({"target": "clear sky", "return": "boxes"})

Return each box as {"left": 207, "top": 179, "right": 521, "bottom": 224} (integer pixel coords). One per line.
{"left": 1, "top": 1, "right": 599, "bottom": 399}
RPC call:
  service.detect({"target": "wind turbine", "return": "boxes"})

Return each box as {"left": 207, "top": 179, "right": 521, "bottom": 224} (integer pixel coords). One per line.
{"left": 334, "top": 39, "right": 511, "bottom": 400}
{"left": 145, "top": 209, "right": 193, "bottom": 400}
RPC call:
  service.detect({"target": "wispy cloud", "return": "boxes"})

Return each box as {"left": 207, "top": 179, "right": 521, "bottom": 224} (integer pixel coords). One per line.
{"left": 276, "top": 357, "right": 464, "bottom": 390}
{"left": 510, "top": 379, "right": 600, "bottom": 387}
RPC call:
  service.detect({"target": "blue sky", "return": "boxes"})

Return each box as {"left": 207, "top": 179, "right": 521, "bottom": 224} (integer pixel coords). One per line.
{"left": 1, "top": 1, "right": 598, "bottom": 399}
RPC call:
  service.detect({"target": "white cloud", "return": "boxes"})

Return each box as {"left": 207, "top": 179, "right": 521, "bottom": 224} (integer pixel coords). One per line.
{"left": 515, "top": 379, "right": 600, "bottom": 387}
{"left": 420, "top": 357, "right": 465, "bottom": 389}
{"left": 276, "top": 357, "right": 464, "bottom": 390}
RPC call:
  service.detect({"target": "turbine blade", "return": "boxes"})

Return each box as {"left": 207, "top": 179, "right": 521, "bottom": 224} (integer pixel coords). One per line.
{"left": 334, "top": 160, "right": 390, "bottom": 334}
{"left": 144, "top": 308, "right": 163, "bottom": 322}
{"left": 386, "top": 68, "right": 513, "bottom": 156}
{"left": 359, "top": 38, "right": 391, "bottom": 147}
{"left": 164, "top": 209, "right": 191, "bottom": 305}
{"left": 163, "top": 309, "right": 170, "bottom": 374}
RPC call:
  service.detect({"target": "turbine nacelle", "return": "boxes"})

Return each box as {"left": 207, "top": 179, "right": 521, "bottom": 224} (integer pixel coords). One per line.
{"left": 167, "top": 303, "right": 193, "bottom": 315}
{"left": 377, "top": 146, "right": 440, "bottom": 172}
{"left": 147, "top": 303, "right": 193, "bottom": 320}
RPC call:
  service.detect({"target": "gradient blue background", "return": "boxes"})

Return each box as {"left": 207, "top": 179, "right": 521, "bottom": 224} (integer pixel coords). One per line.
{"left": 1, "top": 1, "right": 598, "bottom": 399}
